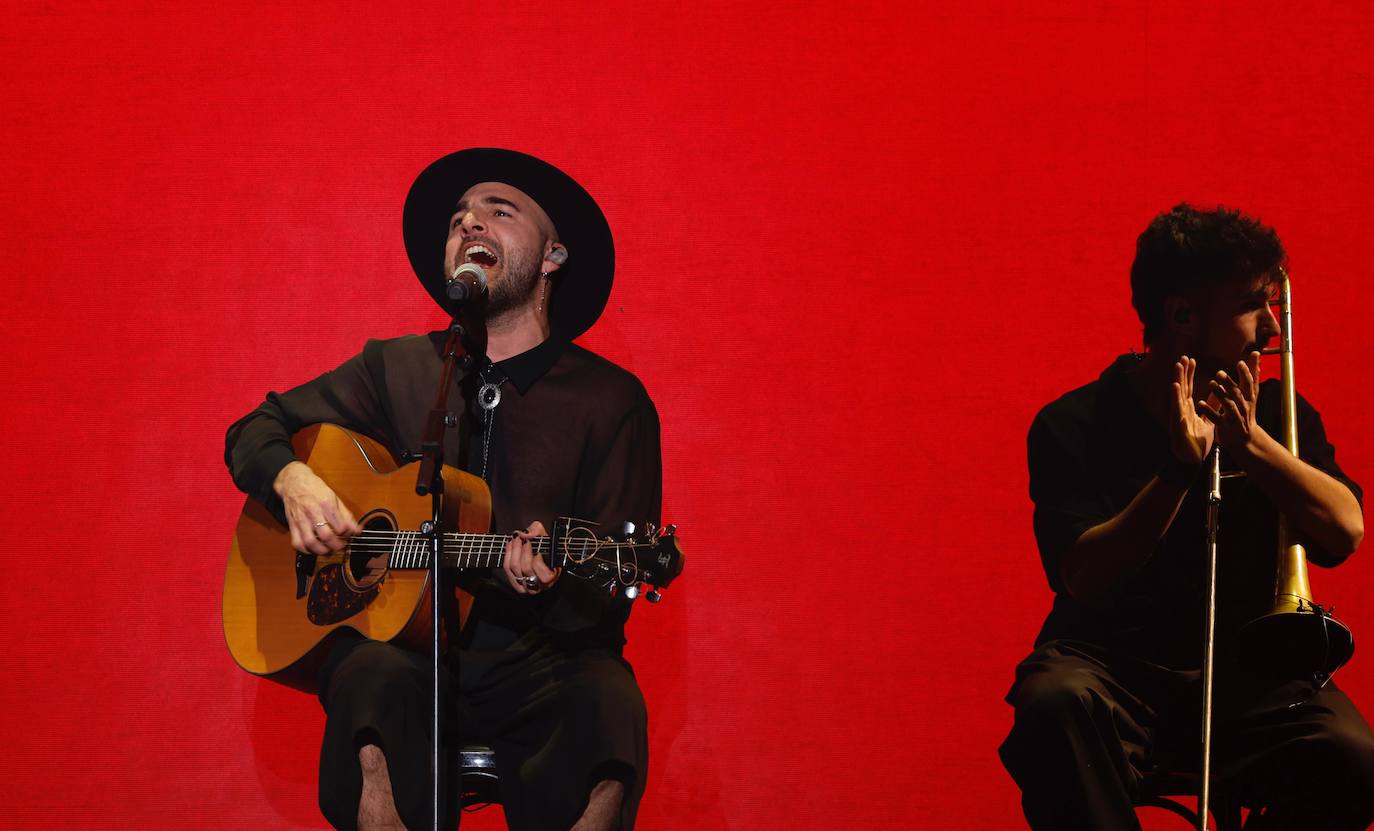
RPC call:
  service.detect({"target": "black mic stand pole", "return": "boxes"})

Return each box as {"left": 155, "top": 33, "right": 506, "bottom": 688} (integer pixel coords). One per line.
{"left": 415, "top": 281, "right": 486, "bottom": 831}
{"left": 1197, "top": 444, "right": 1222, "bottom": 831}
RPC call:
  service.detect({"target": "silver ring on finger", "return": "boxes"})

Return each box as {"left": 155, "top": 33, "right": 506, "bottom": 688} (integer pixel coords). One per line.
{"left": 524, "top": 576, "right": 540, "bottom": 589}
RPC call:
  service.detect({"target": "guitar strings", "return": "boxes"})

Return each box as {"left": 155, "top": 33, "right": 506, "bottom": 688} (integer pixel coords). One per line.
{"left": 338, "top": 530, "right": 654, "bottom": 550}
{"left": 344, "top": 531, "right": 652, "bottom": 545}
{"left": 333, "top": 531, "right": 646, "bottom": 572}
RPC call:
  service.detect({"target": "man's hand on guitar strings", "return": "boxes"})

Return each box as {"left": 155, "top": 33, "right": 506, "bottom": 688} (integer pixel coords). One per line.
{"left": 504, "top": 520, "right": 561, "bottom": 596}
{"left": 273, "top": 461, "right": 362, "bottom": 556}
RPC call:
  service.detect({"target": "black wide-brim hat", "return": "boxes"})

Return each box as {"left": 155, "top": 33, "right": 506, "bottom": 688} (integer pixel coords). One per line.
{"left": 402, "top": 148, "right": 614, "bottom": 341}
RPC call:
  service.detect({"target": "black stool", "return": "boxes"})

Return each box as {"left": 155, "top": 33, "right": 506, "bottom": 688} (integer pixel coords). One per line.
{"left": 457, "top": 743, "right": 501, "bottom": 811}
{"left": 1136, "top": 769, "right": 1246, "bottom": 830}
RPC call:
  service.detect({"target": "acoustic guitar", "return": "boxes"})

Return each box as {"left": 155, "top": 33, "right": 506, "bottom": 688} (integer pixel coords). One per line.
{"left": 222, "top": 423, "right": 683, "bottom": 691}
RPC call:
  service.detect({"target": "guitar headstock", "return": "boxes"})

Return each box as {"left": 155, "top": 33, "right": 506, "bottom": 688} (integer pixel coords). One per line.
{"left": 551, "top": 518, "right": 685, "bottom": 603}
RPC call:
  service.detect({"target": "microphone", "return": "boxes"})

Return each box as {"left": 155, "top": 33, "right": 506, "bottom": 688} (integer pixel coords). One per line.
{"left": 447, "top": 262, "right": 488, "bottom": 303}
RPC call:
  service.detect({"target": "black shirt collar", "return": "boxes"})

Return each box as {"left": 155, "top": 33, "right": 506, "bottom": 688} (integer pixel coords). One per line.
{"left": 487, "top": 336, "right": 569, "bottom": 394}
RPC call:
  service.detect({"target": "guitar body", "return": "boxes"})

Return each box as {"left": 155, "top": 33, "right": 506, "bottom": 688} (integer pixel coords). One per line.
{"left": 222, "top": 424, "right": 491, "bottom": 692}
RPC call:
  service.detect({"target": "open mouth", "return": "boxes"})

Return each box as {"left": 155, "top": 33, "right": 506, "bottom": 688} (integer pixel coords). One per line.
{"left": 462, "top": 242, "right": 500, "bottom": 268}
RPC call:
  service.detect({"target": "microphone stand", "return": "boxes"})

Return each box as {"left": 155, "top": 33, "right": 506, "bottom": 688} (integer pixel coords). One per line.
{"left": 415, "top": 281, "right": 486, "bottom": 831}
{"left": 1197, "top": 445, "right": 1222, "bottom": 831}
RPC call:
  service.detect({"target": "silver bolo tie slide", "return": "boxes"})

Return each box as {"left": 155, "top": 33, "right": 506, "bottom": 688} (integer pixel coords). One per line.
{"left": 477, "top": 381, "right": 501, "bottom": 411}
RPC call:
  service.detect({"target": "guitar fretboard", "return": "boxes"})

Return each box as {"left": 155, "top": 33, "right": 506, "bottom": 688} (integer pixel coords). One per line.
{"left": 343, "top": 528, "right": 672, "bottom": 572}
{"left": 344, "top": 530, "right": 560, "bottom": 569}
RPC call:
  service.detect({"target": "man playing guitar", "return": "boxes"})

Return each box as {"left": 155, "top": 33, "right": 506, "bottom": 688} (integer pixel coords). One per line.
{"left": 225, "top": 148, "right": 662, "bottom": 831}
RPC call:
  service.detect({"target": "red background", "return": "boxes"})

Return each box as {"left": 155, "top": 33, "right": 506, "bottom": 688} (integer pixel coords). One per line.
{"left": 4, "top": 2, "right": 1374, "bottom": 828}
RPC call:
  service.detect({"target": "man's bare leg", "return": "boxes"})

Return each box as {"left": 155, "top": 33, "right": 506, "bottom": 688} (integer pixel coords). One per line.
{"left": 571, "top": 779, "right": 625, "bottom": 831}
{"left": 357, "top": 744, "right": 406, "bottom": 831}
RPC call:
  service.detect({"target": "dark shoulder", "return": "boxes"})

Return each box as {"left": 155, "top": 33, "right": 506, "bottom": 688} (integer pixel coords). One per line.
{"left": 1030, "top": 376, "right": 1101, "bottom": 443}
{"left": 558, "top": 343, "right": 655, "bottom": 408}
{"left": 347, "top": 332, "right": 451, "bottom": 377}
{"left": 1030, "top": 355, "right": 1139, "bottom": 444}
{"left": 354, "top": 332, "right": 448, "bottom": 360}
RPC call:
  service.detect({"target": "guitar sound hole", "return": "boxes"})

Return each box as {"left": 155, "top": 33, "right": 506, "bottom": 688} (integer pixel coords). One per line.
{"left": 347, "top": 511, "right": 396, "bottom": 590}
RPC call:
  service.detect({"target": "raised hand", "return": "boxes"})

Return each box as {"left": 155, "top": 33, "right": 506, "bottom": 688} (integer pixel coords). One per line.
{"left": 272, "top": 461, "right": 362, "bottom": 556}
{"left": 1198, "top": 351, "right": 1268, "bottom": 453}
{"left": 1171, "top": 356, "right": 1215, "bottom": 465}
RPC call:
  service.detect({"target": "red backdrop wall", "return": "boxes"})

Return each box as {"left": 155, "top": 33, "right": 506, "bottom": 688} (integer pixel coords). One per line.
{"left": 4, "top": 2, "right": 1374, "bottom": 828}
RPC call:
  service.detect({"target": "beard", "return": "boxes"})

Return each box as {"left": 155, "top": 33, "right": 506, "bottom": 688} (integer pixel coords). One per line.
{"left": 485, "top": 246, "right": 543, "bottom": 319}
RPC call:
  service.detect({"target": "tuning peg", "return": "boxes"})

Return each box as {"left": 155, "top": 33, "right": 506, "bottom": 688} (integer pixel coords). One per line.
{"left": 623, "top": 584, "right": 640, "bottom": 601}
{"left": 646, "top": 590, "right": 662, "bottom": 603}
{"left": 644, "top": 522, "right": 657, "bottom": 537}
{"left": 619, "top": 521, "right": 636, "bottom": 539}
{"left": 663, "top": 524, "right": 677, "bottom": 537}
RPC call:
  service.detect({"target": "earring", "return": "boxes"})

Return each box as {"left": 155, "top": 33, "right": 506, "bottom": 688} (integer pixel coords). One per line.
{"left": 538, "top": 274, "right": 548, "bottom": 313}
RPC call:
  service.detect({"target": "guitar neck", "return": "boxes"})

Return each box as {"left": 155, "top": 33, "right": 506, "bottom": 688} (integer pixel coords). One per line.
{"left": 441, "top": 532, "right": 552, "bottom": 569}
{"left": 350, "top": 530, "right": 552, "bottom": 570}
{"left": 346, "top": 529, "right": 655, "bottom": 571}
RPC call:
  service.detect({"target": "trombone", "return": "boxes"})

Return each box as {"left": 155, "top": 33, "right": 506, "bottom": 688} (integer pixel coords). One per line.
{"left": 1195, "top": 266, "right": 1354, "bottom": 830}
{"left": 1238, "top": 267, "right": 1354, "bottom": 680}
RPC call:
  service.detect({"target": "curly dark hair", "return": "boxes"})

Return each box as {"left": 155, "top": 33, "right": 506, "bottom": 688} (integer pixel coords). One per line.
{"left": 1130, "top": 203, "right": 1286, "bottom": 345}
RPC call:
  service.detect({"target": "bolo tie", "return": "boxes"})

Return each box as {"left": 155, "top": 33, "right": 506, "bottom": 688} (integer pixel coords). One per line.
{"left": 475, "top": 363, "right": 505, "bottom": 481}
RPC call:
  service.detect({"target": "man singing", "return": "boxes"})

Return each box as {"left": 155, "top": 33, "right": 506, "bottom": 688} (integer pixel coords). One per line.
{"left": 226, "top": 148, "right": 661, "bottom": 830}
{"left": 1000, "top": 204, "right": 1374, "bottom": 829}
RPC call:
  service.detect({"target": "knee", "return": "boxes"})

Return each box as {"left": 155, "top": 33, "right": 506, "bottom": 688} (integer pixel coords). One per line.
{"left": 1301, "top": 720, "right": 1374, "bottom": 793}
{"left": 604, "top": 675, "right": 646, "bottom": 725}
{"left": 568, "top": 660, "right": 647, "bottom": 727}
{"left": 1011, "top": 669, "right": 1103, "bottom": 730}
{"left": 328, "top": 641, "right": 424, "bottom": 705}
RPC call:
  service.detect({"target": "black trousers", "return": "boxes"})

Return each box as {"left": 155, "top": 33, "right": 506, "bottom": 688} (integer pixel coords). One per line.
{"left": 999, "top": 640, "right": 1374, "bottom": 830}
{"left": 315, "top": 629, "right": 648, "bottom": 831}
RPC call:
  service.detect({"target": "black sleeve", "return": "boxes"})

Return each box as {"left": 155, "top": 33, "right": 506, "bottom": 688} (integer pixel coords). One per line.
{"left": 224, "top": 340, "right": 394, "bottom": 520}
{"left": 1028, "top": 406, "right": 1111, "bottom": 593}
{"left": 1295, "top": 391, "right": 1364, "bottom": 567}
{"left": 553, "top": 388, "right": 663, "bottom": 631}
{"left": 575, "top": 392, "right": 663, "bottom": 532}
